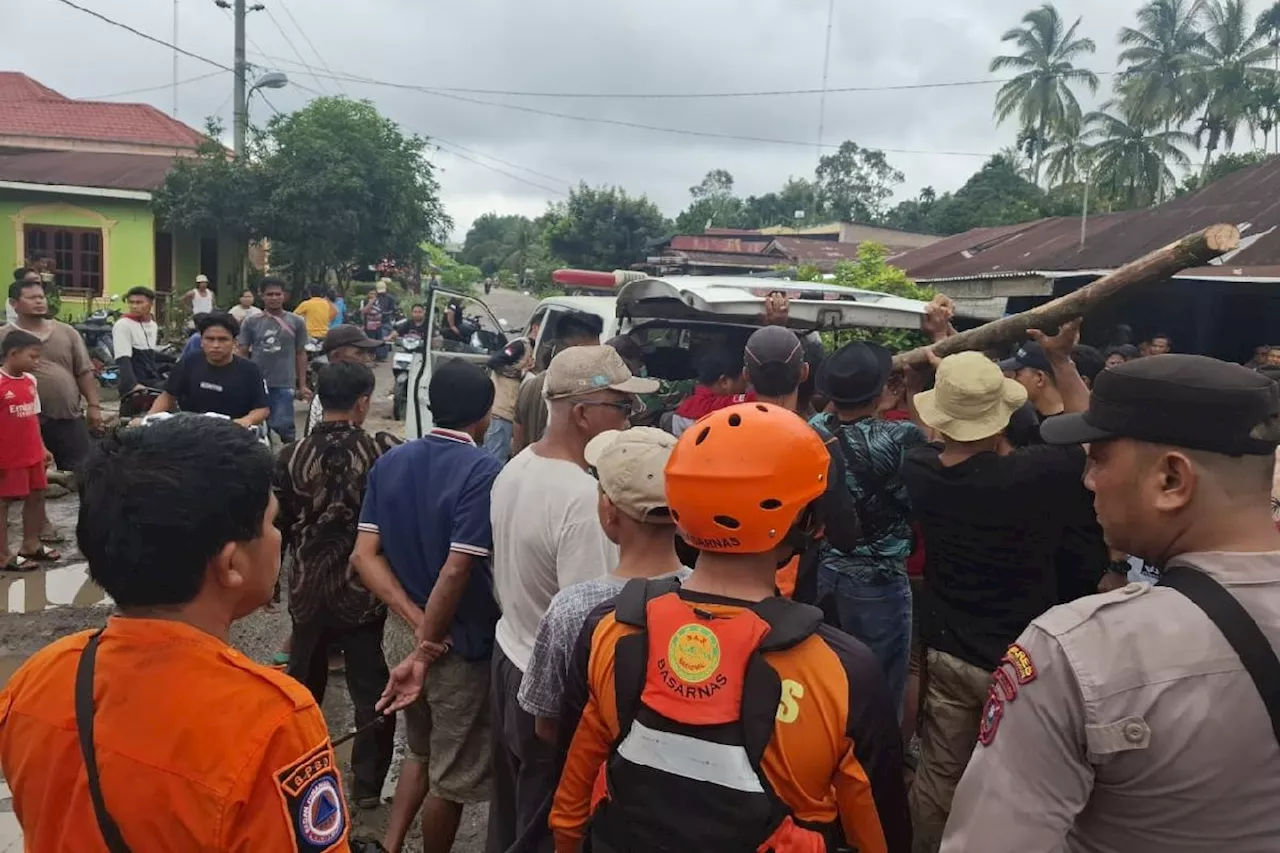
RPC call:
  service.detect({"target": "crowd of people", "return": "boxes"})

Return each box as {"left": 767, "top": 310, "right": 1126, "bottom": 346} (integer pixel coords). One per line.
{"left": 2, "top": 270, "right": 1280, "bottom": 852}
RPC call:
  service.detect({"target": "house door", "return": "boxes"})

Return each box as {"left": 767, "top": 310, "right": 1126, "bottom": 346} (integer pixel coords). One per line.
{"left": 154, "top": 232, "right": 174, "bottom": 294}
{"left": 199, "top": 236, "right": 219, "bottom": 289}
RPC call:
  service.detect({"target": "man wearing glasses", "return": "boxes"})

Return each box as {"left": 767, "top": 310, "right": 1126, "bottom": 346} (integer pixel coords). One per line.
{"left": 484, "top": 345, "right": 656, "bottom": 853}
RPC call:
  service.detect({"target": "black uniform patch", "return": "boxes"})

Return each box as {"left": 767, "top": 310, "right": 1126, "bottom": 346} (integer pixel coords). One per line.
{"left": 274, "top": 741, "right": 348, "bottom": 852}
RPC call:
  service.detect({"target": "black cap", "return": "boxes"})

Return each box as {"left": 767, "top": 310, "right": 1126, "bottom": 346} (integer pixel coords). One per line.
{"left": 816, "top": 341, "right": 892, "bottom": 406}
{"left": 999, "top": 340, "right": 1054, "bottom": 374}
{"left": 322, "top": 324, "right": 380, "bottom": 354}
{"left": 429, "top": 359, "right": 495, "bottom": 429}
{"left": 1040, "top": 354, "right": 1280, "bottom": 456}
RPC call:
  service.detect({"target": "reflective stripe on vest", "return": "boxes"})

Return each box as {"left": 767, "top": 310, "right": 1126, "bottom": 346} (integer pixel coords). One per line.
{"left": 615, "top": 719, "right": 765, "bottom": 793}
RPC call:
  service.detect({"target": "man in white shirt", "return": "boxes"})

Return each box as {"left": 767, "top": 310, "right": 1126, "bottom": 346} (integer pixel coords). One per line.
{"left": 228, "top": 289, "right": 262, "bottom": 324}
{"left": 112, "top": 286, "right": 163, "bottom": 398}
{"left": 182, "top": 275, "right": 215, "bottom": 314}
{"left": 486, "top": 345, "right": 656, "bottom": 853}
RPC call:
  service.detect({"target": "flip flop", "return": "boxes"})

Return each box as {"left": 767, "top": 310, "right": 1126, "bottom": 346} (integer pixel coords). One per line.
{"left": 2, "top": 555, "right": 37, "bottom": 572}
{"left": 19, "top": 545, "right": 60, "bottom": 562}
{"left": 270, "top": 652, "right": 290, "bottom": 671}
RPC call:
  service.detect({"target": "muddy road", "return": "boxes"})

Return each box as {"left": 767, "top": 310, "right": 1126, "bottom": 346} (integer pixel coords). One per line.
{"left": 0, "top": 286, "right": 540, "bottom": 850}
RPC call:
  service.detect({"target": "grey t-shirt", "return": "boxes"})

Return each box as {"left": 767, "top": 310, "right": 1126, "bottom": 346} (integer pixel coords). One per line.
{"left": 238, "top": 311, "right": 306, "bottom": 389}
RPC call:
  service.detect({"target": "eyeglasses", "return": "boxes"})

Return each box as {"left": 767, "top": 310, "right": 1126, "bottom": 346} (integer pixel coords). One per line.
{"left": 578, "top": 400, "right": 635, "bottom": 417}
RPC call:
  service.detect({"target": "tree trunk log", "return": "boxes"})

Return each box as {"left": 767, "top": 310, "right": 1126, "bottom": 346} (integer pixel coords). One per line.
{"left": 893, "top": 223, "right": 1240, "bottom": 369}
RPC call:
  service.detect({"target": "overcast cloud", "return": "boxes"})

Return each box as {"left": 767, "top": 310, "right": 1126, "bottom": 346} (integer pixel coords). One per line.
{"left": 8, "top": 0, "right": 1154, "bottom": 239}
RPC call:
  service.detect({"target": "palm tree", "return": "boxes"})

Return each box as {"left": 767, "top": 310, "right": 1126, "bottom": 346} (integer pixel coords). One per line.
{"left": 991, "top": 3, "right": 1100, "bottom": 185}
{"left": 1045, "top": 105, "right": 1090, "bottom": 186}
{"left": 1116, "top": 0, "right": 1207, "bottom": 128}
{"left": 1084, "top": 103, "right": 1194, "bottom": 207}
{"left": 1246, "top": 77, "right": 1280, "bottom": 151}
{"left": 1188, "top": 0, "right": 1276, "bottom": 184}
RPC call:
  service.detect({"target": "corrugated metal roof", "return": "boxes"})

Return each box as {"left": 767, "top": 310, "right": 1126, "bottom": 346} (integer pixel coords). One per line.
{"left": 894, "top": 155, "right": 1280, "bottom": 282}
{"left": 668, "top": 235, "right": 771, "bottom": 254}
{"left": 770, "top": 236, "right": 867, "bottom": 264}
{"left": 0, "top": 151, "right": 178, "bottom": 191}
{"left": 655, "top": 250, "right": 780, "bottom": 268}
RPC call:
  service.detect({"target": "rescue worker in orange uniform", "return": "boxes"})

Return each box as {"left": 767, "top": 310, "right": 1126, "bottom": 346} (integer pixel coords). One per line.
{"left": 549, "top": 402, "right": 911, "bottom": 853}
{"left": 0, "top": 415, "right": 353, "bottom": 852}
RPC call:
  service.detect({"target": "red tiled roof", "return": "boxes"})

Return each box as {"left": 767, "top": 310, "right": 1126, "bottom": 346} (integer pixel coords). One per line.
{"left": 0, "top": 73, "right": 206, "bottom": 149}
{"left": 0, "top": 151, "right": 179, "bottom": 191}
{"left": 0, "top": 72, "right": 67, "bottom": 102}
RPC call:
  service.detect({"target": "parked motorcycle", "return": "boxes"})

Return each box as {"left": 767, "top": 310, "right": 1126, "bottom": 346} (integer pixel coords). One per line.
{"left": 74, "top": 307, "right": 120, "bottom": 388}
{"left": 392, "top": 335, "right": 423, "bottom": 422}
{"left": 304, "top": 338, "right": 327, "bottom": 392}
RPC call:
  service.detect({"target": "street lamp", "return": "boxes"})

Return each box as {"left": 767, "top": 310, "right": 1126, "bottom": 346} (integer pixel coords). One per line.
{"left": 235, "top": 71, "right": 288, "bottom": 154}
{"left": 248, "top": 71, "right": 289, "bottom": 104}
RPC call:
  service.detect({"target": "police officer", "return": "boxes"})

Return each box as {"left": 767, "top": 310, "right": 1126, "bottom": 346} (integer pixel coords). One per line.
{"left": 0, "top": 416, "right": 356, "bottom": 851}
{"left": 941, "top": 354, "right": 1280, "bottom": 852}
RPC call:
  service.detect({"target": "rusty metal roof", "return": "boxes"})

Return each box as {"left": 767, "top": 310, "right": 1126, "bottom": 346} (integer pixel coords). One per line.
{"left": 769, "top": 236, "right": 867, "bottom": 265}
{"left": 668, "top": 235, "right": 771, "bottom": 254}
{"left": 0, "top": 151, "right": 179, "bottom": 191}
{"left": 893, "top": 155, "right": 1280, "bottom": 282}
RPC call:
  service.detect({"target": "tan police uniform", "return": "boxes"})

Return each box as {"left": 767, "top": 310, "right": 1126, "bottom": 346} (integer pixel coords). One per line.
{"left": 940, "top": 354, "right": 1280, "bottom": 853}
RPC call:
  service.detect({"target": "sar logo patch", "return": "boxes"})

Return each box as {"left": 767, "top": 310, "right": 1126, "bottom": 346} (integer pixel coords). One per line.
{"left": 1003, "top": 643, "right": 1037, "bottom": 684}
{"left": 977, "top": 691, "right": 1004, "bottom": 746}
{"left": 275, "top": 741, "right": 348, "bottom": 852}
{"left": 667, "top": 622, "right": 721, "bottom": 684}
{"left": 991, "top": 665, "right": 1018, "bottom": 702}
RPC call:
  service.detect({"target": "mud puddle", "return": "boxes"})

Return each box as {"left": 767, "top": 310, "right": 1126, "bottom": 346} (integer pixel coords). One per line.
{"left": 0, "top": 562, "right": 110, "bottom": 615}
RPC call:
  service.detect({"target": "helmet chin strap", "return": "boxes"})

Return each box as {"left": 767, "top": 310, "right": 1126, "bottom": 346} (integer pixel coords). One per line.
{"left": 776, "top": 505, "right": 821, "bottom": 569}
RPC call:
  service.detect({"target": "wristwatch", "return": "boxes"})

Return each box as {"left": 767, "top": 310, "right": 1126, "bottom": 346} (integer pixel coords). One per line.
{"left": 1106, "top": 558, "right": 1130, "bottom": 575}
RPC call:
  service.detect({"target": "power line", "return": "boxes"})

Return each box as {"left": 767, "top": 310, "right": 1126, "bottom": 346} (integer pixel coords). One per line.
{"left": 82, "top": 70, "right": 227, "bottom": 100}
{"left": 49, "top": 0, "right": 233, "bottom": 72}
{"left": 248, "top": 50, "right": 1117, "bottom": 100}
{"left": 432, "top": 142, "right": 567, "bottom": 197}
{"left": 262, "top": 6, "right": 329, "bottom": 93}
{"left": 277, "top": 0, "right": 346, "bottom": 95}
{"left": 430, "top": 136, "right": 571, "bottom": 185}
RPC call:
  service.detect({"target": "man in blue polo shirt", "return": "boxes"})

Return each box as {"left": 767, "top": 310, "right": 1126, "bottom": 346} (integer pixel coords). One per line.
{"left": 351, "top": 358, "right": 501, "bottom": 853}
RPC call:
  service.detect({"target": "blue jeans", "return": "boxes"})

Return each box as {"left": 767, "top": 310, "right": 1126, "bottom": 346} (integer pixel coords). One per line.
{"left": 267, "top": 387, "right": 297, "bottom": 443}
{"left": 483, "top": 416, "right": 514, "bottom": 464}
{"left": 817, "top": 567, "right": 912, "bottom": 718}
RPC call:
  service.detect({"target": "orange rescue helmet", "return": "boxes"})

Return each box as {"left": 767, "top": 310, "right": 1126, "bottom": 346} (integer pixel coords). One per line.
{"left": 664, "top": 402, "right": 829, "bottom": 554}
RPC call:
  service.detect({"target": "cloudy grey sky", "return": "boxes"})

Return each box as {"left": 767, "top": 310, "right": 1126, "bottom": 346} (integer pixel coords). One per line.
{"left": 9, "top": 0, "right": 1160, "bottom": 238}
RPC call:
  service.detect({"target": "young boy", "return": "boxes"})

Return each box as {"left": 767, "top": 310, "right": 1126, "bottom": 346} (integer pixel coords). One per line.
{"left": 669, "top": 349, "right": 754, "bottom": 436}
{"left": 0, "top": 330, "right": 57, "bottom": 570}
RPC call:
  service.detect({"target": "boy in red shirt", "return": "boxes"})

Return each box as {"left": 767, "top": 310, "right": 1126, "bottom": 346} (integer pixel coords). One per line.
{"left": 0, "top": 329, "right": 56, "bottom": 570}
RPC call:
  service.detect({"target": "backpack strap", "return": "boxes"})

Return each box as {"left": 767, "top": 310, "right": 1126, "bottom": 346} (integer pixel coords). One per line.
{"left": 76, "top": 630, "right": 133, "bottom": 853}
{"left": 1159, "top": 565, "right": 1280, "bottom": 745}
{"left": 752, "top": 597, "right": 823, "bottom": 653}
{"left": 612, "top": 578, "right": 680, "bottom": 739}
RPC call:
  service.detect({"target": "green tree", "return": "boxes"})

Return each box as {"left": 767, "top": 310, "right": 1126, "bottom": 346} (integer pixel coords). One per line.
{"left": 741, "top": 178, "right": 818, "bottom": 229}
{"left": 674, "top": 169, "right": 748, "bottom": 233}
{"left": 914, "top": 155, "right": 1051, "bottom": 235}
{"left": 1044, "top": 104, "right": 1090, "bottom": 186}
{"left": 259, "top": 97, "right": 451, "bottom": 283}
{"left": 829, "top": 243, "right": 936, "bottom": 351}
{"left": 814, "top": 141, "right": 904, "bottom": 223}
{"left": 458, "top": 213, "right": 534, "bottom": 275}
{"left": 541, "top": 184, "right": 670, "bottom": 271}
{"left": 1176, "top": 149, "right": 1272, "bottom": 191}
{"left": 1083, "top": 103, "right": 1193, "bottom": 207}
{"left": 421, "top": 243, "right": 482, "bottom": 292}
{"left": 991, "top": 3, "right": 1100, "bottom": 185}
{"left": 152, "top": 119, "right": 266, "bottom": 258}
{"left": 1188, "top": 0, "right": 1275, "bottom": 184}
{"left": 1116, "top": 0, "right": 1207, "bottom": 128}
{"left": 1247, "top": 75, "right": 1280, "bottom": 151}
{"left": 880, "top": 187, "right": 938, "bottom": 233}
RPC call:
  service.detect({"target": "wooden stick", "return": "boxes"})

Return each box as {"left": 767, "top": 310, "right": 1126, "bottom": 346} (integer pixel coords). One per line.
{"left": 893, "top": 223, "right": 1240, "bottom": 368}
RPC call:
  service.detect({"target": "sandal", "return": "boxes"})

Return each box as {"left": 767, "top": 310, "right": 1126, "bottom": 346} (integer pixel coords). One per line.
{"left": 270, "top": 652, "right": 290, "bottom": 671}
{"left": 19, "top": 545, "right": 61, "bottom": 562}
{"left": 2, "top": 555, "right": 37, "bottom": 572}
{"left": 39, "top": 530, "right": 67, "bottom": 545}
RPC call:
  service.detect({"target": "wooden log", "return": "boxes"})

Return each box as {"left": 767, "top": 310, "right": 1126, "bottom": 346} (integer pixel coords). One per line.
{"left": 893, "top": 223, "right": 1240, "bottom": 368}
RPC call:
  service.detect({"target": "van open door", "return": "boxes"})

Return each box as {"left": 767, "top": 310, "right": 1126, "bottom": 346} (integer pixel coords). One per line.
{"left": 405, "top": 286, "right": 509, "bottom": 439}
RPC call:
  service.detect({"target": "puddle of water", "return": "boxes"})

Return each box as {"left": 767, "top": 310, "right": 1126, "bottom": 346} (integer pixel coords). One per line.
{"left": 0, "top": 562, "right": 111, "bottom": 614}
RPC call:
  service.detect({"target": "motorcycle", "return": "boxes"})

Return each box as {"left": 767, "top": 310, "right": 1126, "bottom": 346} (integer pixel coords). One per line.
{"left": 392, "top": 335, "right": 423, "bottom": 422}
{"left": 74, "top": 307, "right": 120, "bottom": 388}
{"left": 304, "top": 338, "right": 327, "bottom": 392}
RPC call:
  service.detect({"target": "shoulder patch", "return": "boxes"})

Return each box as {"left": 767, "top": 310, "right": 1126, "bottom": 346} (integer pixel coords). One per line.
{"left": 1033, "top": 582, "right": 1154, "bottom": 637}
{"left": 274, "top": 740, "right": 348, "bottom": 852}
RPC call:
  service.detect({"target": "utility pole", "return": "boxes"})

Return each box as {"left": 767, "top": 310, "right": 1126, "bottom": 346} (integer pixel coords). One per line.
{"left": 172, "top": 0, "right": 179, "bottom": 117}
{"left": 233, "top": 0, "right": 247, "bottom": 155}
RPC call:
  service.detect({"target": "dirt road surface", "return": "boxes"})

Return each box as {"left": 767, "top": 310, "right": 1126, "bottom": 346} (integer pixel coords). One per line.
{"left": 0, "top": 286, "right": 540, "bottom": 851}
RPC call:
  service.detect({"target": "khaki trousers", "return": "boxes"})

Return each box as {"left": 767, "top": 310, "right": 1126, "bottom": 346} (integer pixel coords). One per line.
{"left": 909, "top": 649, "right": 993, "bottom": 853}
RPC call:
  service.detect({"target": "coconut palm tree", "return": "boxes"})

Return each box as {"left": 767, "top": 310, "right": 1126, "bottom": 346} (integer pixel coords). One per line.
{"left": 991, "top": 3, "right": 1100, "bottom": 185}
{"left": 1084, "top": 103, "right": 1194, "bottom": 207}
{"left": 1044, "top": 105, "right": 1091, "bottom": 186}
{"left": 1116, "top": 0, "right": 1207, "bottom": 128}
{"left": 1188, "top": 0, "right": 1276, "bottom": 184}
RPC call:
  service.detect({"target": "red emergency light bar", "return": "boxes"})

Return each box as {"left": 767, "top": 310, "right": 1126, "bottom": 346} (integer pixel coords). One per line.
{"left": 552, "top": 269, "right": 623, "bottom": 291}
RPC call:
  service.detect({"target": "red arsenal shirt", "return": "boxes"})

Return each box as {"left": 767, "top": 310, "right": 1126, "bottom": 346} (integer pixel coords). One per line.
{"left": 0, "top": 370, "right": 43, "bottom": 469}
